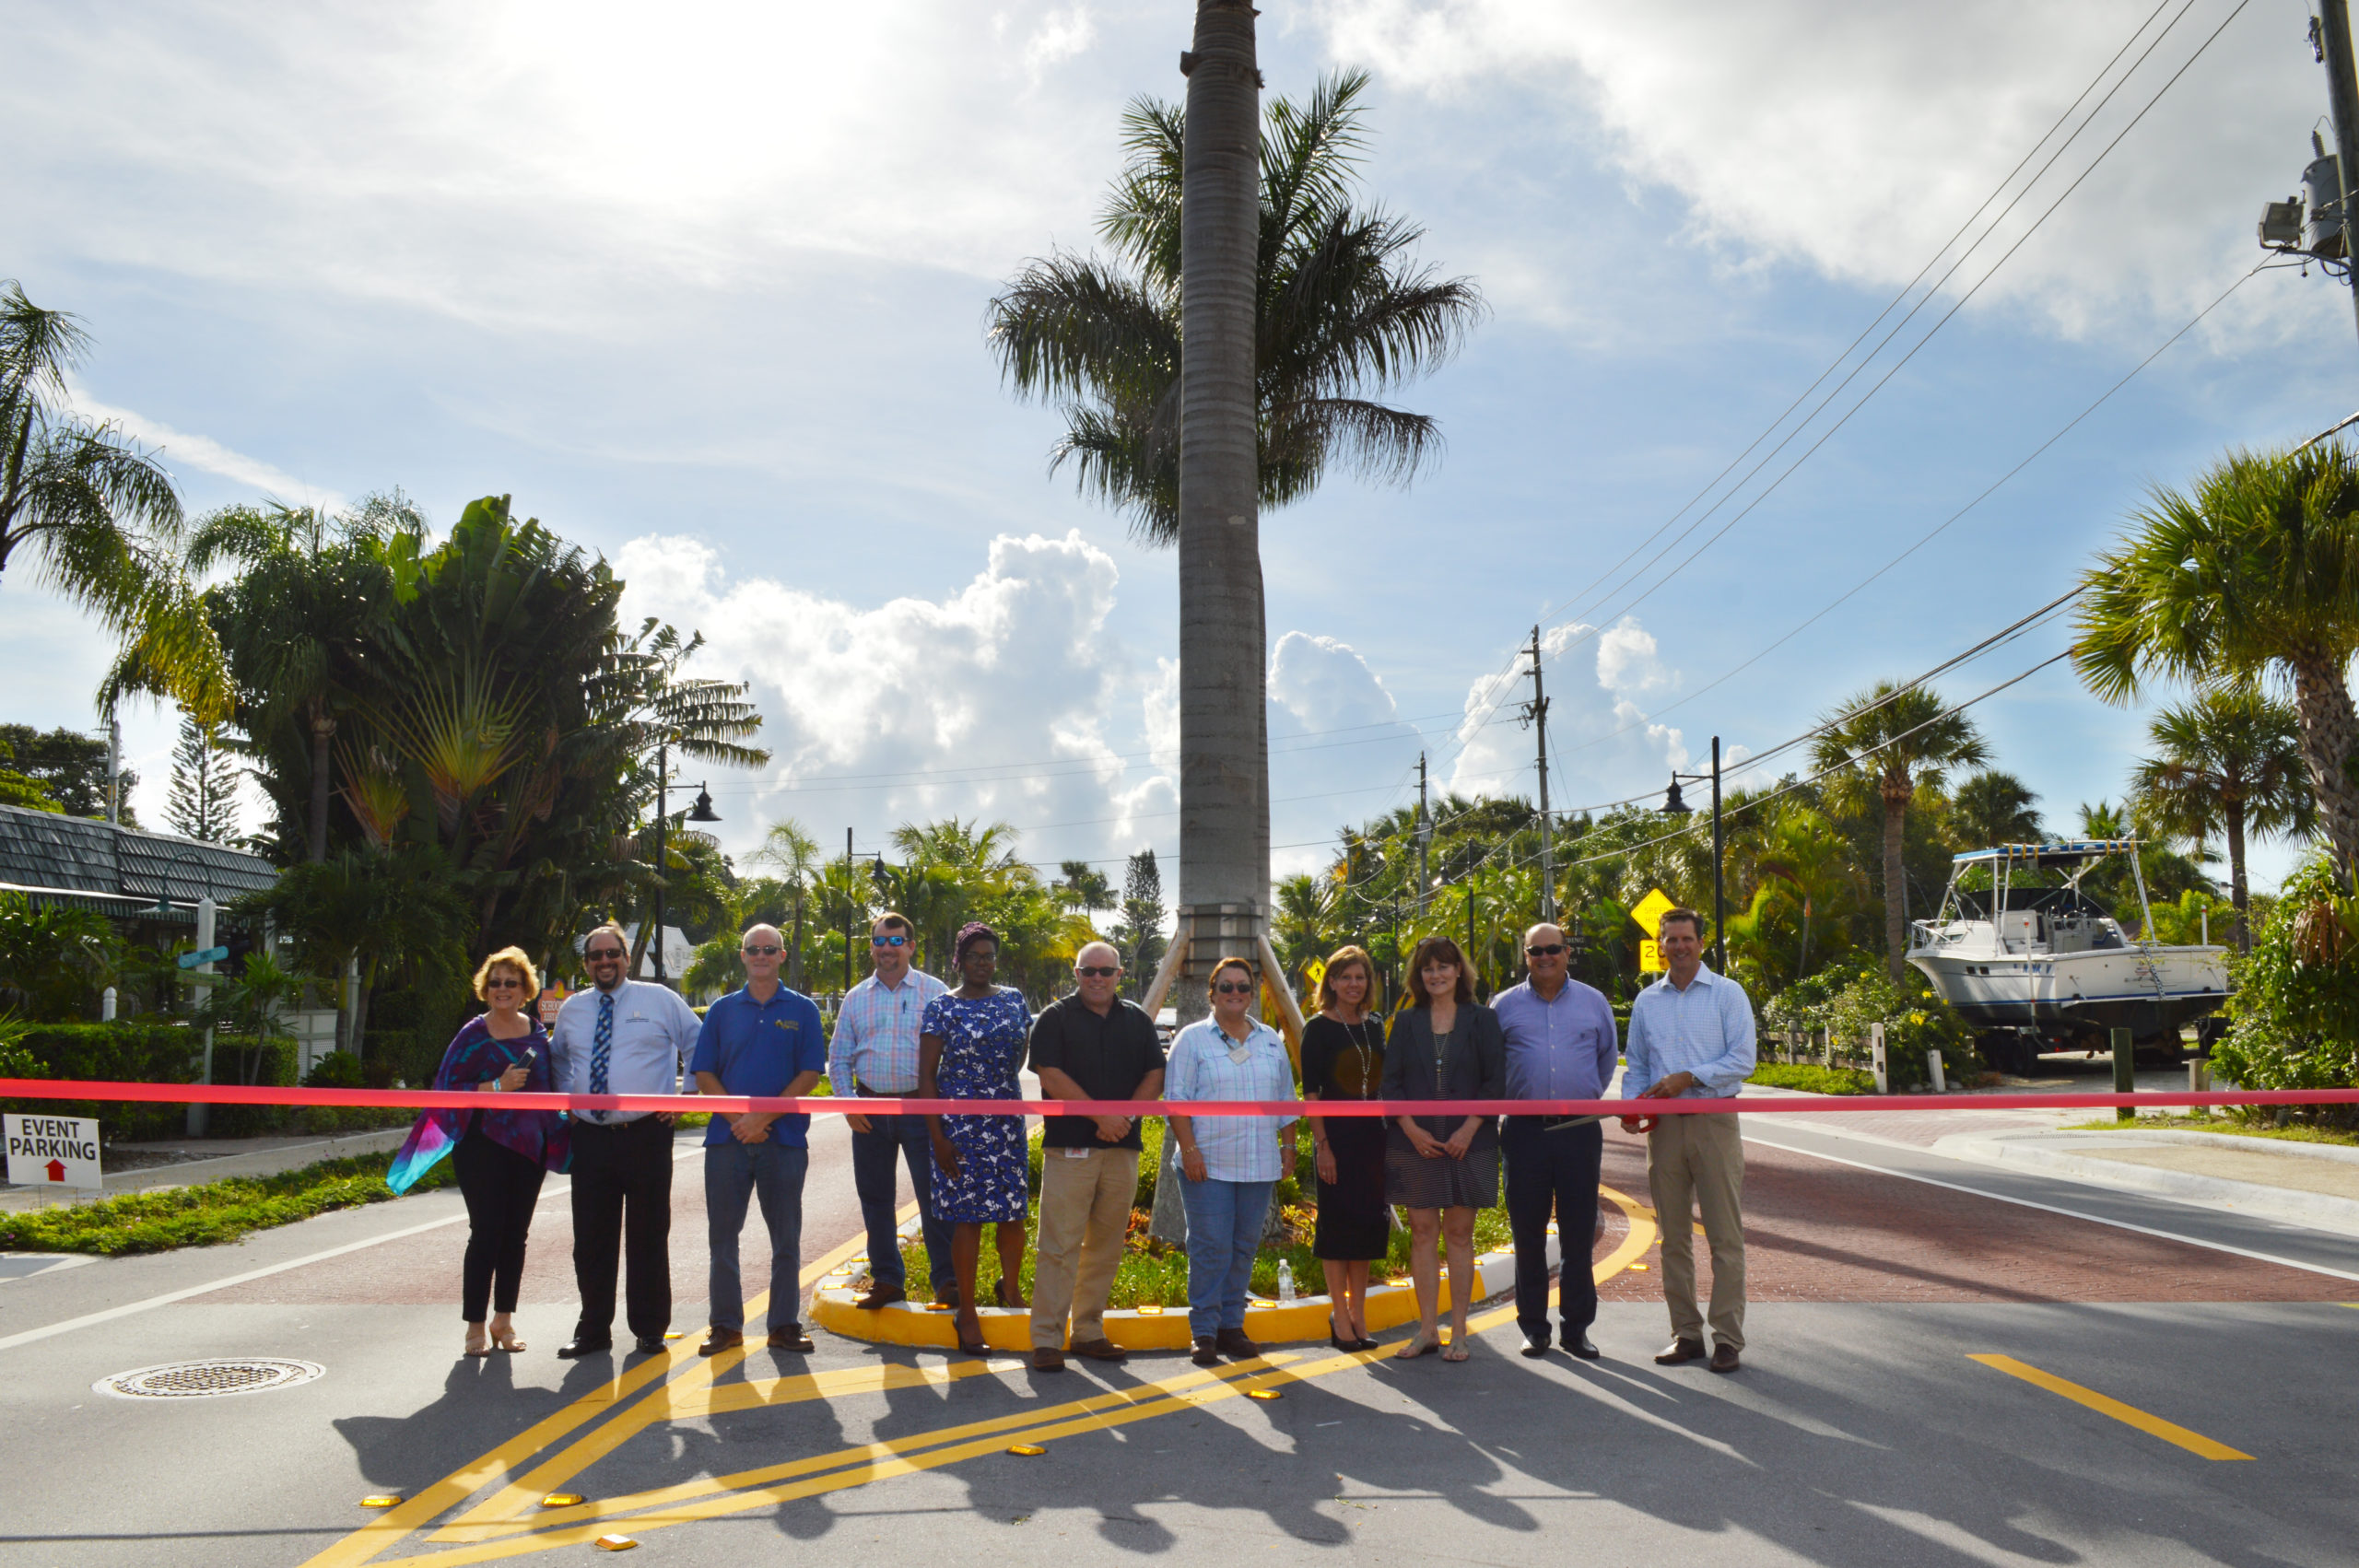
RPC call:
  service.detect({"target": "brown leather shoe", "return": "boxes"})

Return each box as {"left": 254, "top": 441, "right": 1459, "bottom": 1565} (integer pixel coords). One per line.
{"left": 698, "top": 1328, "right": 745, "bottom": 1356}
{"left": 1069, "top": 1338, "right": 1128, "bottom": 1363}
{"left": 1653, "top": 1338, "right": 1707, "bottom": 1365}
{"left": 768, "top": 1326, "right": 815, "bottom": 1353}
{"left": 1190, "top": 1336, "right": 1221, "bottom": 1367}
{"left": 1215, "top": 1328, "right": 1260, "bottom": 1360}
{"left": 853, "top": 1283, "right": 906, "bottom": 1310}
{"left": 1030, "top": 1347, "right": 1065, "bottom": 1373}
{"left": 1708, "top": 1343, "right": 1742, "bottom": 1374}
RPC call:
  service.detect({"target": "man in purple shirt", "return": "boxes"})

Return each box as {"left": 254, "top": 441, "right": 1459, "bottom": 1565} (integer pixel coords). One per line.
{"left": 1491, "top": 921, "right": 1619, "bottom": 1361}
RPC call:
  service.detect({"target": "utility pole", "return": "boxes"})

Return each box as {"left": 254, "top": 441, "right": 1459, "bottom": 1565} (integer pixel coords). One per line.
{"left": 105, "top": 712, "right": 121, "bottom": 826}
{"left": 1710, "top": 735, "right": 1726, "bottom": 974}
{"left": 2319, "top": 2, "right": 2359, "bottom": 348}
{"left": 1414, "top": 752, "right": 1432, "bottom": 919}
{"left": 843, "top": 827, "right": 855, "bottom": 996}
{"left": 653, "top": 742, "right": 668, "bottom": 984}
{"left": 1519, "top": 626, "right": 1555, "bottom": 923}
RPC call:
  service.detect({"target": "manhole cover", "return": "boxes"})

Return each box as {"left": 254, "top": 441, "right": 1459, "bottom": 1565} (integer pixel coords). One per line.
{"left": 95, "top": 1358, "right": 325, "bottom": 1399}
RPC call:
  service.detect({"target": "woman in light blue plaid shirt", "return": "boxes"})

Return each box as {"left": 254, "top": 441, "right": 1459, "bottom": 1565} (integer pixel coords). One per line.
{"left": 1166, "top": 954, "right": 1297, "bottom": 1369}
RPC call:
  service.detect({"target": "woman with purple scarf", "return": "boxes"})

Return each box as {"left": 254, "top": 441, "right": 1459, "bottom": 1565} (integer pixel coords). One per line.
{"left": 388, "top": 945, "right": 571, "bottom": 1356}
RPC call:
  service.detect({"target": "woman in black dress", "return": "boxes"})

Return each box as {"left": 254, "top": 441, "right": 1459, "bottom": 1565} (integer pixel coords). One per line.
{"left": 1302, "top": 945, "right": 1386, "bottom": 1351}
{"left": 1382, "top": 935, "right": 1505, "bottom": 1363}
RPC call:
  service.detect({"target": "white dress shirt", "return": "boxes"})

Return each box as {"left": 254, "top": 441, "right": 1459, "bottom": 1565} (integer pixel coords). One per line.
{"left": 548, "top": 979, "right": 701, "bottom": 1123}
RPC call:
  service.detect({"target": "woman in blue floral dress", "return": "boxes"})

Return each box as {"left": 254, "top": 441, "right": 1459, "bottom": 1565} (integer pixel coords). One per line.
{"left": 919, "top": 921, "right": 1033, "bottom": 1355}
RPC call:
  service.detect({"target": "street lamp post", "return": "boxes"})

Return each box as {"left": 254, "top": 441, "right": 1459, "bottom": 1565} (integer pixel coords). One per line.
{"left": 149, "top": 851, "right": 222, "bottom": 1136}
{"left": 1662, "top": 734, "right": 1726, "bottom": 973}
{"left": 650, "top": 740, "right": 721, "bottom": 986}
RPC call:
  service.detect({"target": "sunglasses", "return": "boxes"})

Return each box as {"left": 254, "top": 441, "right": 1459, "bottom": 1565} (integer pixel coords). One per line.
{"left": 585, "top": 948, "right": 626, "bottom": 962}
{"left": 1075, "top": 965, "right": 1121, "bottom": 978}
{"left": 1214, "top": 981, "right": 1255, "bottom": 995}
{"left": 1525, "top": 943, "right": 1567, "bottom": 956}
{"left": 742, "top": 944, "right": 780, "bottom": 956}
{"left": 486, "top": 977, "right": 525, "bottom": 989}
{"left": 871, "top": 934, "right": 910, "bottom": 947}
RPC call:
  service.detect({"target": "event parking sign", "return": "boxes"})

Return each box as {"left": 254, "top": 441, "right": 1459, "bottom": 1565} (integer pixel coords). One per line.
{"left": 5, "top": 1113, "right": 103, "bottom": 1190}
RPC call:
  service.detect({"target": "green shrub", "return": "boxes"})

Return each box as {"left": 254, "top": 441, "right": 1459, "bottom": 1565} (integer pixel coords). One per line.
{"left": 0, "top": 1149, "right": 454, "bottom": 1256}
{"left": 3, "top": 1023, "right": 199, "bottom": 1141}
{"left": 2212, "top": 856, "right": 2359, "bottom": 1128}
{"left": 1746, "top": 1062, "right": 1877, "bottom": 1094}
{"left": 1760, "top": 958, "right": 1978, "bottom": 1088}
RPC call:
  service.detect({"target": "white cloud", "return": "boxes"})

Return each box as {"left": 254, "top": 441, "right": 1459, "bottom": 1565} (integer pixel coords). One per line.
{"left": 65, "top": 381, "right": 346, "bottom": 513}
{"left": 1313, "top": 0, "right": 2325, "bottom": 339}
{"left": 1445, "top": 615, "right": 1687, "bottom": 807}
{"left": 615, "top": 528, "right": 1174, "bottom": 867}
{"left": 1270, "top": 632, "right": 1399, "bottom": 730}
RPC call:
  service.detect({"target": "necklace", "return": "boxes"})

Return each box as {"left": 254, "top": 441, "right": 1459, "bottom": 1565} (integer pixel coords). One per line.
{"left": 1346, "top": 1018, "right": 1377, "bottom": 1097}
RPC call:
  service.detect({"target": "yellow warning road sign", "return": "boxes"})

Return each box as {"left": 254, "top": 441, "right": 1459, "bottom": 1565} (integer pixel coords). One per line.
{"left": 1637, "top": 939, "right": 1662, "bottom": 974}
{"left": 1629, "top": 888, "right": 1675, "bottom": 934}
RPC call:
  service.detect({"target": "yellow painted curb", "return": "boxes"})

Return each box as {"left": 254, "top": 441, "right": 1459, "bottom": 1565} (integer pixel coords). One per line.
{"left": 812, "top": 1242, "right": 1533, "bottom": 1351}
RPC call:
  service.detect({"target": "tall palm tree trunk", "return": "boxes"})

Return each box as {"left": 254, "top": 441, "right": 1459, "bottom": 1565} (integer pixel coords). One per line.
{"left": 1156, "top": 0, "right": 1262, "bottom": 1248}
{"left": 1175, "top": 0, "right": 1263, "bottom": 985}
{"left": 1882, "top": 791, "right": 1908, "bottom": 982}
{"left": 2224, "top": 799, "right": 2249, "bottom": 954}
{"left": 2288, "top": 649, "right": 2359, "bottom": 880}
{"left": 307, "top": 714, "right": 335, "bottom": 862}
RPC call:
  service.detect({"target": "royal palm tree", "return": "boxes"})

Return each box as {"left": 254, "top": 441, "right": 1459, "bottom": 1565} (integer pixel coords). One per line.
{"left": 2075, "top": 442, "right": 2359, "bottom": 881}
{"left": 1811, "top": 683, "right": 1989, "bottom": 980}
{"left": 2130, "top": 687, "right": 2314, "bottom": 951}
{"left": 989, "top": 39, "right": 1485, "bottom": 977}
{"left": 1952, "top": 770, "right": 2044, "bottom": 849}
{"left": 1, "top": 283, "right": 217, "bottom": 715}
{"left": 751, "top": 818, "right": 824, "bottom": 987}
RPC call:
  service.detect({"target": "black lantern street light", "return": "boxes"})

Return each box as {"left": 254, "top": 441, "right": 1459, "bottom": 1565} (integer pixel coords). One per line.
{"left": 1661, "top": 734, "right": 1726, "bottom": 973}
{"left": 651, "top": 737, "right": 722, "bottom": 985}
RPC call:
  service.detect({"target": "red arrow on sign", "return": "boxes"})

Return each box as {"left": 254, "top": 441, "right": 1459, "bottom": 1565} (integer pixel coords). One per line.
{"left": 44, "top": 1159, "right": 65, "bottom": 1182}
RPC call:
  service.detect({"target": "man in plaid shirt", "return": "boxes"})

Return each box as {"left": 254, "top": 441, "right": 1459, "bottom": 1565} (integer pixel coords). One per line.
{"left": 828, "top": 911, "right": 957, "bottom": 1308}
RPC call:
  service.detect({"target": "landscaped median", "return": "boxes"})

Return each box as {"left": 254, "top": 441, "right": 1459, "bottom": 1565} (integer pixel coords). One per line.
{"left": 0, "top": 1149, "right": 453, "bottom": 1256}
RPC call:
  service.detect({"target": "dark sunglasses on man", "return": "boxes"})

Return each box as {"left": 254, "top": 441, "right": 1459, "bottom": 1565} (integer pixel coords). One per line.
{"left": 742, "top": 944, "right": 781, "bottom": 956}
{"left": 1526, "top": 943, "right": 1567, "bottom": 956}
{"left": 870, "top": 934, "right": 910, "bottom": 947}
{"left": 1075, "top": 965, "right": 1121, "bottom": 978}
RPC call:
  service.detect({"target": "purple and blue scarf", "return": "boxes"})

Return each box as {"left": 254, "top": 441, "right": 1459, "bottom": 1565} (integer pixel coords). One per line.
{"left": 387, "top": 1014, "right": 572, "bottom": 1194}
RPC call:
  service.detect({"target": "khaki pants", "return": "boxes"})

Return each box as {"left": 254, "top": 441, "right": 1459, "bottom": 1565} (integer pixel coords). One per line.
{"left": 1646, "top": 1112, "right": 1745, "bottom": 1351}
{"left": 1029, "top": 1146, "right": 1139, "bottom": 1350}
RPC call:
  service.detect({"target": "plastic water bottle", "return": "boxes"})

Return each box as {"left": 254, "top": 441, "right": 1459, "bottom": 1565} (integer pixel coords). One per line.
{"left": 1276, "top": 1260, "right": 1296, "bottom": 1303}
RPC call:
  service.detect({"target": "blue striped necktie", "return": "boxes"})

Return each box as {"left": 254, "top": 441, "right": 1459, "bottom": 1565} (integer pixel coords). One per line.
{"left": 591, "top": 990, "right": 615, "bottom": 1121}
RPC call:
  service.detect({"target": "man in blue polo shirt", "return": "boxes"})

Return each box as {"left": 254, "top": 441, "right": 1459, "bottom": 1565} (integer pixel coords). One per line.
{"left": 691, "top": 923, "right": 827, "bottom": 1356}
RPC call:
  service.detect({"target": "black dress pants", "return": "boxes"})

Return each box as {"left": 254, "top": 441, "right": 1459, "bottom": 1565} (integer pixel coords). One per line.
{"left": 569, "top": 1117, "right": 675, "bottom": 1341}
{"left": 454, "top": 1128, "right": 546, "bottom": 1321}
{"left": 1503, "top": 1116, "right": 1603, "bottom": 1343}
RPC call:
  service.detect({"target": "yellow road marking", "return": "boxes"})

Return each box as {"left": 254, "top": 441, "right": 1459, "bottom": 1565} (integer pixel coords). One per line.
{"left": 315, "top": 1188, "right": 1657, "bottom": 1565}
{"left": 303, "top": 1207, "right": 901, "bottom": 1568}
{"left": 1968, "top": 1355, "right": 2253, "bottom": 1460}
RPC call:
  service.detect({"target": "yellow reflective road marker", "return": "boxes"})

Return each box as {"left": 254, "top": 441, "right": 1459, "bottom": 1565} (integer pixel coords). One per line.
{"left": 1969, "top": 1355, "right": 2253, "bottom": 1460}
{"left": 1246, "top": 1388, "right": 1282, "bottom": 1401}
{"left": 1006, "top": 1445, "right": 1047, "bottom": 1457}
{"left": 591, "top": 1535, "right": 636, "bottom": 1551}
{"left": 538, "top": 1495, "right": 582, "bottom": 1509}
{"left": 359, "top": 1497, "right": 402, "bottom": 1509}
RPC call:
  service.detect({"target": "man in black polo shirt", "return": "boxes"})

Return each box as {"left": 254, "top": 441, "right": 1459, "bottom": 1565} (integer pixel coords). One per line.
{"left": 1026, "top": 940, "right": 1166, "bottom": 1373}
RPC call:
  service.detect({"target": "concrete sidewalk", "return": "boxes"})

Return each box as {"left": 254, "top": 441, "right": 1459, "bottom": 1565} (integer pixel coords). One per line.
{"left": 1931, "top": 1125, "right": 2359, "bottom": 1237}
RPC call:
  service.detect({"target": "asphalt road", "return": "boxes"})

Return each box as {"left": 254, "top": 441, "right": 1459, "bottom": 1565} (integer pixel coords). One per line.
{"left": 3, "top": 1115, "right": 2353, "bottom": 1568}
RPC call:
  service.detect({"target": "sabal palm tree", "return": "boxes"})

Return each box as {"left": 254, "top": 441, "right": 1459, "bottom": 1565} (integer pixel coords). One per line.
{"left": 1952, "top": 770, "right": 2044, "bottom": 849}
{"left": 2130, "top": 686, "right": 2314, "bottom": 950}
{"left": 1, "top": 283, "right": 217, "bottom": 715}
{"left": 751, "top": 818, "right": 824, "bottom": 986}
{"left": 2075, "top": 441, "right": 2359, "bottom": 879}
{"left": 990, "top": 45, "right": 1484, "bottom": 967}
{"left": 1811, "top": 683, "right": 1988, "bottom": 979}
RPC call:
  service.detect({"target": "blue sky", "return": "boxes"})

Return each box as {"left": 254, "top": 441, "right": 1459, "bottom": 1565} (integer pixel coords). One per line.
{"left": 6, "top": 0, "right": 2352, "bottom": 895}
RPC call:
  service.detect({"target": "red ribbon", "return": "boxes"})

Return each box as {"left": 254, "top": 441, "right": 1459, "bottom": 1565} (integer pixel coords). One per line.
{"left": 4, "top": 1077, "right": 2355, "bottom": 1118}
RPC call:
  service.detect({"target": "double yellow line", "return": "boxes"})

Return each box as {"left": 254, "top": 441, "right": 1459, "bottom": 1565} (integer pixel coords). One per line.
{"left": 307, "top": 1188, "right": 1661, "bottom": 1566}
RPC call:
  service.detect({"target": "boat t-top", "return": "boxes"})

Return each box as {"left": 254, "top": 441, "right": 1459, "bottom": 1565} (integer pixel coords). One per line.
{"left": 1906, "top": 839, "right": 2230, "bottom": 1075}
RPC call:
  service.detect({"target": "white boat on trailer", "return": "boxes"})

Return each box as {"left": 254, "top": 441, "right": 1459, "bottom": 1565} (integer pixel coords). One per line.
{"left": 1906, "top": 839, "right": 2231, "bottom": 1075}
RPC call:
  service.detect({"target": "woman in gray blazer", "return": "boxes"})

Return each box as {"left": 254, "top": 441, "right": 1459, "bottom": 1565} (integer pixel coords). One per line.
{"left": 1380, "top": 936, "right": 1505, "bottom": 1362}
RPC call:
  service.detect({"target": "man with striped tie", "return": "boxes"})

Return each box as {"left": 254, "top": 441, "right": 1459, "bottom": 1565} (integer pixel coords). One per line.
{"left": 548, "top": 922, "right": 703, "bottom": 1358}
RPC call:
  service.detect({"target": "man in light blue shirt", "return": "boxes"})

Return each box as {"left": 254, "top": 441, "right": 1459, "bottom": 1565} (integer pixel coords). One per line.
{"left": 1493, "top": 922, "right": 1617, "bottom": 1361}
{"left": 1620, "top": 907, "right": 1756, "bottom": 1374}
{"left": 827, "top": 912, "right": 956, "bottom": 1310}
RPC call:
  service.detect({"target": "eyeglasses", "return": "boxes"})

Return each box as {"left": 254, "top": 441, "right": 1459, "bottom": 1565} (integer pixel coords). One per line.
{"left": 742, "top": 944, "right": 780, "bottom": 956}
{"left": 871, "top": 934, "right": 909, "bottom": 947}
{"left": 486, "top": 977, "right": 524, "bottom": 989}
{"left": 1525, "top": 943, "right": 1567, "bottom": 956}
{"left": 1075, "top": 965, "right": 1121, "bottom": 978}
{"left": 585, "top": 948, "right": 625, "bottom": 962}
{"left": 1214, "top": 981, "right": 1255, "bottom": 995}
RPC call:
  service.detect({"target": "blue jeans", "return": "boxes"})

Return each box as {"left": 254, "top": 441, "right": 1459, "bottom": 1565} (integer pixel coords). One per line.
{"left": 1180, "top": 1176, "right": 1275, "bottom": 1338}
{"left": 850, "top": 1111, "right": 956, "bottom": 1295}
{"left": 705, "top": 1140, "right": 808, "bottom": 1334}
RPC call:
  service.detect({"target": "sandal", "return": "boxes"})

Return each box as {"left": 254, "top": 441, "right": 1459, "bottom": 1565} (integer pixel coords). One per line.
{"left": 1441, "top": 1337, "right": 1471, "bottom": 1363}
{"left": 464, "top": 1334, "right": 493, "bottom": 1358}
{"left": 1393, "top": 1335, "right": 1440, "bottom": 1361}
{"left": 493, "top": 1334, "right": 527, "bottom": 1353}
